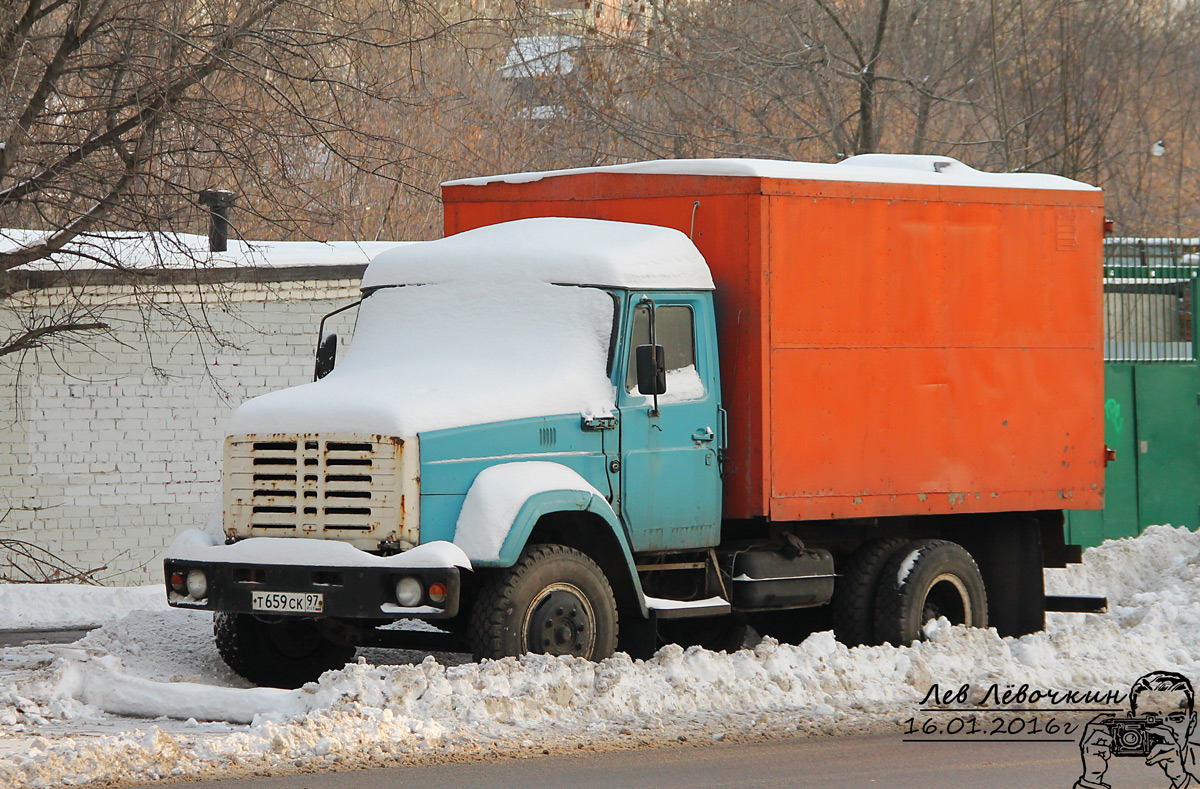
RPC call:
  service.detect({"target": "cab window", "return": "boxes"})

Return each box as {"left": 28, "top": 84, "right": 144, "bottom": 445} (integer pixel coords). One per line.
{"left": 625, "top": 304, "right": 698, "bottom": 395}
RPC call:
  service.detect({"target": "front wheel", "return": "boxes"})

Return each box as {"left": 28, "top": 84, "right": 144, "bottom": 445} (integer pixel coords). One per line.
{"left": 872, "top": 539, "right": 987, "bottom": 646}
{"left": 469, "top": 544, "right": 618, "bottom": 661}
{"left": 213, "top": 612, "right": 356, "bottom": 688}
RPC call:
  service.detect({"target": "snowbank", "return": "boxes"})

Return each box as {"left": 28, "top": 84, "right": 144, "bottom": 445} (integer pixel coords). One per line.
{"left": 0, "top": 584, "right": 166, "bottom": 630}
{"left": 1, "top": 525, "right": 1198, "bottom": 787}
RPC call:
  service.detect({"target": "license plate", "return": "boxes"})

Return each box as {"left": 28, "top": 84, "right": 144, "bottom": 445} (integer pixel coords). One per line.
{"left": 251, "top": 591, "right": 324, "bottom": 613}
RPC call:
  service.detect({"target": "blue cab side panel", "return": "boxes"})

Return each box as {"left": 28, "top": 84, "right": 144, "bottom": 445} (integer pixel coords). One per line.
{"left": 417, "top": 289, "right": 726, "bottom": 562}
{"left": 418, "top": 412, "right": 611, "bottom": 544}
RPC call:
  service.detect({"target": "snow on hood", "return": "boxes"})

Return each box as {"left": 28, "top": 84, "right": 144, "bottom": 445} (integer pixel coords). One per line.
{"left": 444, "top": 154, "right": 1099, "bottom": 192}
{"left": 359, "top": 218, "right": 715, "bottom": 292}
{"left": 227, "top": 281, "right": 617, "bottom": 437}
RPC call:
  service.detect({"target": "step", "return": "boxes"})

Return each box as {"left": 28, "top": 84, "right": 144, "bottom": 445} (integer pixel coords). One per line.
{"left": 645, "top": 594, "right": 731, "bottom": 620}
{"left": 1044, "top": 594, "right": 1108, "bottom": 613}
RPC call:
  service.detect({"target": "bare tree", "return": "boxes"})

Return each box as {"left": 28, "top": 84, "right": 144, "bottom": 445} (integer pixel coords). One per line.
{"left": 0, "top": 0, "right": 485, "bottom": 361}
{"left": 495, "top": 0, "right": 1200, "bottom": 237}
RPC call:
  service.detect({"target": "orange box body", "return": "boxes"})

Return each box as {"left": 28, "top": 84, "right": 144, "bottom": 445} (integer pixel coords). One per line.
{"left": 442, "top": 170, "right": 1106, "bottom": 523}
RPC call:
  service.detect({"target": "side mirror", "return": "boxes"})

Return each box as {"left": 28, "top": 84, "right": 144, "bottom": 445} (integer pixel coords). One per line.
{"left": 635, "top": 344, "right": 666, "bottom": 395}
{"left": 314, "top": 333, "right": 337, "bottom": 380}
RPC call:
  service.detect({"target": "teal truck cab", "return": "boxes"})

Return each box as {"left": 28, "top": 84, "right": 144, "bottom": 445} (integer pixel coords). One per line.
{"left": 166, "top": 157, "right": 1107, "bottom": 688}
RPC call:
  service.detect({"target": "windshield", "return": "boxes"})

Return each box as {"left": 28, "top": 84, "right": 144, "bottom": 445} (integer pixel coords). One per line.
{"left": 231, "top": 281, "right": 618, "bottom": 437}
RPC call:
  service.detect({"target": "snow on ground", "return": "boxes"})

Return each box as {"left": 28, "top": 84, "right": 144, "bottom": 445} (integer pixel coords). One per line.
{"left": 0, "top": 525, "right": 1198, "bottom": 787}
{"left": 0, "top": 585, "right": 168, "bottom": 630}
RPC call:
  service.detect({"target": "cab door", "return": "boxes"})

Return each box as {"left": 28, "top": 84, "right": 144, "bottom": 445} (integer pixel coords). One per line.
{"left": 618, "top": 293, "right": 722, "bottom": 552}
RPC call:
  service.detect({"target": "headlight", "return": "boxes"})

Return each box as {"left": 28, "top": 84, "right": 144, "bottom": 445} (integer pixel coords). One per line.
{"left": 186, "top": 569, "right": 208, "bottom": 599}
{"left": 395, "top": 576, "right": 422, "bottom": 607}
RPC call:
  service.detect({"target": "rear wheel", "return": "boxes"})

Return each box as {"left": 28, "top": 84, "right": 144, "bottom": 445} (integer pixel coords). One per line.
{"left": 213, "top": 612, "right": 356, "bottom": 689}
{"left": 872, "top": 539, "right": 988, "bottom": 645}
{"left": 831, "top": 537, "right": 909, "bottom": 646}
{"left": 469, "top": 544, "right": 618, "bottom": 661}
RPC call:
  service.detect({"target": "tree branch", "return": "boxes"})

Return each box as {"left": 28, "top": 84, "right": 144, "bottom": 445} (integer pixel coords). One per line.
{"left": 0, "top": 321, "right": 107, "bottom": 358}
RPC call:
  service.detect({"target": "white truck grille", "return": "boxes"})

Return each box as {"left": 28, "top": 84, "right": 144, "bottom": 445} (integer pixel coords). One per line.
{"left": 224, "top": 434, "right": 419, "bottom": 551}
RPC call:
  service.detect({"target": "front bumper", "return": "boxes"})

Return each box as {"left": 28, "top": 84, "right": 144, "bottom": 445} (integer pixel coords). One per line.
{"left": 163, "top": 533, "right": 468, "bottom": 620}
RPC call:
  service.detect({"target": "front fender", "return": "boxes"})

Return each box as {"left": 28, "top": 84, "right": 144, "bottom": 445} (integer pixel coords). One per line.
{"left": 452, "top": 461, "right": 647, "bottom": 615}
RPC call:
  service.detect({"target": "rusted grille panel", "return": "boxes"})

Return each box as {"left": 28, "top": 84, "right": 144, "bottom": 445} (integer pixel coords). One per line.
{"left": 224, "top": 434, "right": 413, "bottom": 548}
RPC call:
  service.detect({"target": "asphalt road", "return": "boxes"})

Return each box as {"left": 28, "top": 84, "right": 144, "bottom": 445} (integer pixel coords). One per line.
{"left": 146, "top": 731, "right": 1168, "bottom": 788}
{"left": 0, "top": 626, "right": 96, "bottom": 646}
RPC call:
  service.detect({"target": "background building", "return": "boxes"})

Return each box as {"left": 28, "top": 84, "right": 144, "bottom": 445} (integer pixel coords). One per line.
{"left": 0, "top": 234, "right": 399, "bottom": 585}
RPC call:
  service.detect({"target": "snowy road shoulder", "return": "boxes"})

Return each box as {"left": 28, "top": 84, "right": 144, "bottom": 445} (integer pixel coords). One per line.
{"left": 0, "top": 584, "right": 167, "bottom": 631}
{"left": 2, "top": 525, "right": 1200, "bottom": 787}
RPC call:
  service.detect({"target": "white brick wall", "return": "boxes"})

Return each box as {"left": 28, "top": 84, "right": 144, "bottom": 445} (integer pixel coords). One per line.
{"left": 0, "top": 276, "right": 362, "bottom": 585}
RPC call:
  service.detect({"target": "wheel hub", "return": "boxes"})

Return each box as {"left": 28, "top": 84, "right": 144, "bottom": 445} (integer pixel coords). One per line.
{"left": 922, "top": 573, "right": 971, "bottom": 627}
{"left": 524, "top": 583, "right": 596, "bottom": 657}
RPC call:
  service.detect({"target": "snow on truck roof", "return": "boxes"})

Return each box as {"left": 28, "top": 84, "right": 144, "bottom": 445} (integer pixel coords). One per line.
{"left": 359, "top": 217, "right": 715, "bottom": 291}
{"left": 444, "top": 153, "right": 1100, "bottom": 192}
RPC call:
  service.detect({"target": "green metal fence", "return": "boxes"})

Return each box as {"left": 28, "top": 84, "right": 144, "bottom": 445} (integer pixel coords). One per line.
{"left": 1065, "top": 240, "right": 1200, "bottom": 548}
{"left": 1103, "top": 266, "right": 1198, "bottom": 362}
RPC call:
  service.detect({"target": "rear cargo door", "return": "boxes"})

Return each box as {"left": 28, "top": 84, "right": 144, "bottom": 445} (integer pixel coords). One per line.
{"left": 618, "top": 294, "right": 722, "bottom": 552}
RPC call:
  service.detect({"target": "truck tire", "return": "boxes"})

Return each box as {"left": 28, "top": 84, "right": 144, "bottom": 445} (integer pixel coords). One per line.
{"left": 831, "top": 537, "right": 908, "bottom": 646}
{"left": 657, "top": 616, "right": 749, "bottom": 653}
{"left": 469, "top": 544, "right": 618, "bottom": 661}
{"left": 213, "top": 612, "right": 355, "bottom": 689}
{"left": 873, "top": 539, "right": 988, "bottom": 646}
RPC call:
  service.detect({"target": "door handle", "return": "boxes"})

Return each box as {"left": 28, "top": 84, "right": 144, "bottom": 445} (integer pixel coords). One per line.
{"left": 692, "top": 426, "right": 715, "bottom": 443}
{"left": 582, "top": 415, "right": 616, "bottom": 431}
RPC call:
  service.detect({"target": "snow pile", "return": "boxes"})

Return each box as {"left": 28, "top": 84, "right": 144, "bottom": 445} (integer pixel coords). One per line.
{"left": 227, "top": 281, "right": 618, "bottom": 436}
{"left": 0, "top": 584, "right": 166, "bottom": 630}
{"left": 1, "top": 525, "right": 1199, "bottom": 787}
